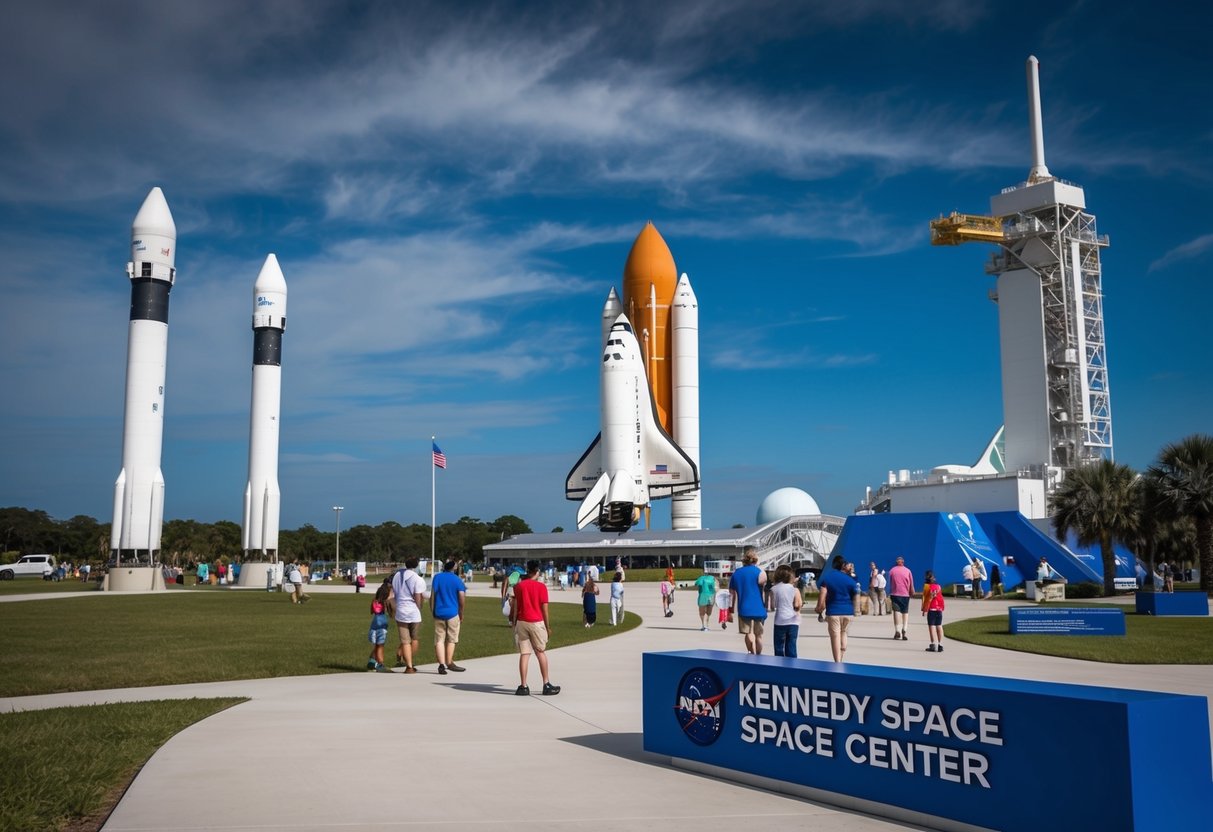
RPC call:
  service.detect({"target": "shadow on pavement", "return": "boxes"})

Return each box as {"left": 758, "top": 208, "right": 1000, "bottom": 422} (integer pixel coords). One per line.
{"left": 559, "top": 731, "right": 656, "bottom": 765}
{"left": 438, "top": 682, "right": 526, "bottom": 696}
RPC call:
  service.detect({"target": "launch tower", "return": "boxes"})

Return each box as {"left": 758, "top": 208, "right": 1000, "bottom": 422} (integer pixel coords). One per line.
{"left": 931, "top": 56, "right": 1112, "bottom": 492}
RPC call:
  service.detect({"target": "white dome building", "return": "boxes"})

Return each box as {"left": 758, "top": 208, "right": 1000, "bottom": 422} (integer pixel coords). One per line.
{"left": 756, "top": 487, "right": 822, "bottom": 525}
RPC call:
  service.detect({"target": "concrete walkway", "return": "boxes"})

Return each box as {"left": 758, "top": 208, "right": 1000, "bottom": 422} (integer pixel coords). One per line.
{"left": 3, "top": 582, "right": 1211, "bottom": 831}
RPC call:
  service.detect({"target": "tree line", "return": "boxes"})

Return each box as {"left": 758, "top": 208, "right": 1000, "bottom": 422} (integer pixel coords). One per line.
{"left": 1051, "top": 434, "right": 1212, "bottom": 594}
{"left": 0, "top": 508, "right": 533, "bottom": 567}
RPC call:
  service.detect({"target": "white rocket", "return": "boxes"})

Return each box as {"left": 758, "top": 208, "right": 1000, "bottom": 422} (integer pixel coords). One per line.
{"left": 670, "top": 273, "right": 701, "bottom": 530}
{"left": 242, "top": 254, "right": 288, "bottom": 559}
{"left": 566, "top": 314, "right": 699, "bottom": 532}
{"left": 111, "top": 187, "right": 176, "bottom": 560}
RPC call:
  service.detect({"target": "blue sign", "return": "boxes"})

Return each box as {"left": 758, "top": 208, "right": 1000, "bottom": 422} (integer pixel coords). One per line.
{"left": 1136, "top": 592, "right": 1209, "bottom": 616}
{"left": 1008, "top": 606, "right": 1126, "bottom": 635}
{"left": 643, "top": 650, "right": 1212, "bottom": 832}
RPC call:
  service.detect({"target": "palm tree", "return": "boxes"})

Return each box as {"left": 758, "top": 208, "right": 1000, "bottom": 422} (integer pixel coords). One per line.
{"left": 1051, "top": 460, "right": 1140, "bottom": 596}
{"left": 1149, "top": 434, "right": 1213, "bottom": 592}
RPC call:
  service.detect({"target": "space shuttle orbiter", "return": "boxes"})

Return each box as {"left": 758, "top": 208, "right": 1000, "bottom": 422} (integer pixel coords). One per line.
{"left": 566, "top": 314, "right": 699, "bottom": 532}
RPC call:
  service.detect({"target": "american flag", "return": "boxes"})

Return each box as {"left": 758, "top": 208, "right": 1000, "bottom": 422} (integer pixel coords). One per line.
{"left": 432, "top": 442, "right": 447, "bottom": 469}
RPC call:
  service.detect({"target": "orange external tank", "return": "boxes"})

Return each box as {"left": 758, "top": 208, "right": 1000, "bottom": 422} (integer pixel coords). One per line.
{"left": 621, "top": 222, "right": 677, "bottom": 432}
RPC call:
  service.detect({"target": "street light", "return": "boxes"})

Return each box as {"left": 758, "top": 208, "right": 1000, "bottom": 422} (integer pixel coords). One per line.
{"left": 332, "top": 506, "right": 344, "bottom": 582}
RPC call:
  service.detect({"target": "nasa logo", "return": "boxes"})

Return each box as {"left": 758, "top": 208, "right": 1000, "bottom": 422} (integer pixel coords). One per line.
{"left": 674, "top": 667, "right": 730, "bottom": 746}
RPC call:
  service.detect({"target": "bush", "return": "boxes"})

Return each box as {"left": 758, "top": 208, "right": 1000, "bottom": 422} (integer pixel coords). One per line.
{"left": 1066, "top": 581, "right": 1104, "bottom": 599}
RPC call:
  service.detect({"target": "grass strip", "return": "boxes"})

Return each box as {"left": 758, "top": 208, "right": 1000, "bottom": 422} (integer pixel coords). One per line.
{"left": 0, "top": 697, "right": 245, "bottom": 832}
{"left": 0, "top": 592, "right": 641, "bottom": 697}
{"left": 945, "top": 610, "right": 1213, "bottom": 663}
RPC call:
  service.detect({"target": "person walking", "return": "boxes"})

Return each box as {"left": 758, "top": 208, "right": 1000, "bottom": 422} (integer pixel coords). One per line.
{"left": 391, "top": 556, "right": 425, "bottom": 673}
{"left": 366, "top": 580, "right": 392, "bottom": 671}
{"left": 888, "top": 556, "right": 914, "bottom": 641}
{"left": 660, "top": 577, "right": 675, "bottom": 617}
{"left": 509, "top": 560, "right": 560, "bottom": 696}
{"left": 430, "top": 559, "right": 467, "bottom": 675}
{"left": 729, "top": 548, "right": 768, "bottom": 654}
{"left": 609, "top": 571, "right": 625, "bottom": 625}
{"left": 962, "top": 561, "right": 975, "bottom": 598}
{"left": 768, "top": 565, "right": 803, "bottom": 658}
{"left": 693, "top": 571, "right": 718, "bottom": 631}
{"left": 816, "top": 555, "right": 861, "bottom": 663}
{"left": 868, "top": 562, "right": 882, "bottom": 616}
{"left": 581, "top": 576, "right": 599, "bottom": 627}
{"left": 715, "top": 583, "right": 732, "bottom": 629}
{"left": 288, "top": 563, "right": 310, "bottom": 604}
{"left": 971, "top": 559, "right": 987, "bottom": 600}
{"left": 922, "top": 570, "right": 946, "bottom": 652}
{"left": 988, "top": 563, "right": 1003, "bottom": 599}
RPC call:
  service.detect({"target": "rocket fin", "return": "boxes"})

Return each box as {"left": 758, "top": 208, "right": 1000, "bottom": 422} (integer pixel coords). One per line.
{"left": 111, "top": 469, "right": 127, "bottom": 550}
{"left": 575, "top": 472, "right": 611, "bottom": 530}
{"left": 565, "top": 433, "right": 603, "bottom": 499}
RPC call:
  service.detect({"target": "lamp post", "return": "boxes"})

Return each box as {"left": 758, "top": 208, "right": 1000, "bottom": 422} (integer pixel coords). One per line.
{"left": 332, "top": 506, "right": 344, "bottom": 582}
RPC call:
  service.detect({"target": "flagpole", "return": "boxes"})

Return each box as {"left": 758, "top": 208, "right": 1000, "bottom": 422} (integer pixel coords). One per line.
{"left": 431, "top": 435, "right": 436, "bottom": 575}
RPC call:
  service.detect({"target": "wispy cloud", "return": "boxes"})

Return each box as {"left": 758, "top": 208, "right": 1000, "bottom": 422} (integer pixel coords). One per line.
{"left": 1148, "top": 232, "right": 1213, "bottom": 272}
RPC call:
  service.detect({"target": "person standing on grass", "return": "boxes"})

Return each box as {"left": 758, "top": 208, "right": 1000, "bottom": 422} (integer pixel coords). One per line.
{"left": 609, "top": 571, "right": 626, "bottom": 625}
{"left": 430, "top": 559, "right": 467, "bottom": 675}
{"left": 288, "top": 563, "right": 310, "bottom": 604}
{"left": 367, "top": 580, "right": 392, "bottom": 671}
{"left": 391, "top": 556, "right": 424, "bottom": 673}
{"left": 694, "top": 571, "right": 718, "bottom": 631}
{"left": 888, "top": 556, "right": 914, "bottom": 641}
{"left": 922, "top": 570, "right": 946, "bottom": 652}
{"left": 509, "top": 560, "right": 560, "bottom": 696}
{"left": 768, "top": 565, "right": 803, "bottom": 658}
{"left": 582, "top": 576, "right": 599, "bottom": 627}
{"left": 729, "top": 548, "right": 768, "bottom": 654}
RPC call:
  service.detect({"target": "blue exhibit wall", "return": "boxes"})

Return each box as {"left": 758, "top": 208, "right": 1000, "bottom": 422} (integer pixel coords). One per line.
{"left": 643, "top": 650, "right": 1212, "bottom": 832}
{"left": 832, "top": 511, "right": 1137, "bottom": 589}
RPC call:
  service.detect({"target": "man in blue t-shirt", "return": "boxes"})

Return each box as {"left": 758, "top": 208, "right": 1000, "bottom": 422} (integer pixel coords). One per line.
{"left": 430, "top": 560, "right": 467, "bottom": 675}
{"left": 729, "top": 548, "right": 768, "bottom": 654}
{"left": 817, "top": 555, "right": 862, "bottom": 663}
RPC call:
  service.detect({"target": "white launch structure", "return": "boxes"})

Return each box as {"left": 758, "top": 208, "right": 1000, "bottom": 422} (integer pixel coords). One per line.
{"left": 989, "top": 56, "right": 1113, "bottom": 485}
{"left": 927, "top": 56, "right": 1113, "bottom": 501}
{"left": 239, "top": 255, "right": 288, "bottom": 588}
{"left": 108, "top": 188, "right": 176, "bottom": 590}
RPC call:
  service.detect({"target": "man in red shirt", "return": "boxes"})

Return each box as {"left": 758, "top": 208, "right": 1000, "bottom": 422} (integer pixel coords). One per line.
{"left": 508, "top": 560, "right": 561, "bottom": 696}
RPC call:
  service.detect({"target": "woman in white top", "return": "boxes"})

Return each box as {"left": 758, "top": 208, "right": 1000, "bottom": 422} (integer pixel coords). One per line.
{"left": 609, "top": 571, "right": 626, "bottom": 625}
{"left": 768, "top": 565, "right": 803, "bottom": 658}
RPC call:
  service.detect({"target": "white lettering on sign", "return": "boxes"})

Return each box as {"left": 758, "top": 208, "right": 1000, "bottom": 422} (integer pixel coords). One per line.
{"left": 738, "top": 681, "right": 871, "bottom": 723}
{"left": 739, "top": 715, "right": 834, "bottom": 757}
{"left": 844, "top": 734, "right": 991, "bottom": 788}
{"left": 879, "top": 699, "right": 1003, "bottom": 746}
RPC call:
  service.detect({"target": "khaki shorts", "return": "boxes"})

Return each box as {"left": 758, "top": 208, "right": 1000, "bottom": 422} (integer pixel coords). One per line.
{"left": 827, "top": 615, "right": 852, "bottom": 636}
{"left": 434, "top": 617, "right": 461, "bottom": 645}
{"left": 738, "top": 617, "right": 765, "bottom": 636}
{"left": 396, "top": 621, "right": 420, "bottom": 642}
{"left": 514, "top": 620, "right": 548, "bottom": 655}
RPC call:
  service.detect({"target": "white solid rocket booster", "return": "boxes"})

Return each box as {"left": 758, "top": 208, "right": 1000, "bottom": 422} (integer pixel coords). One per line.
{"left": 601, "top": 287, "right": 622, "bottom": 347}
{"left": 111, "top": 187, "right": 177, "bottom": 558}
{"left": 242, "top": 254, "right": 288, "bottom": 558}
{"left": 670, "top": 272, "right": 701, "bottom": 530}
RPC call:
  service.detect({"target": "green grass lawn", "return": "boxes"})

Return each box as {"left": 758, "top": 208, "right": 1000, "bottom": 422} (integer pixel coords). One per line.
{"left": 0, "top": 698, "right": 244, "bottom": 832}
{"left": 0, "top": 591, "right": 640, "bottom": 697}
{"left": 0, "top": 579, "right": 103, "bottom": 595}
{"left": 945, "top": 609, "right": 1213, "bottom": 663}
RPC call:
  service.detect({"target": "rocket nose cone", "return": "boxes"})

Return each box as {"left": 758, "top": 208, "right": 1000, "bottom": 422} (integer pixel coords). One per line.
{"left": 132, "top": 187, "right": 176, "bottom": 239}
{"left": 254, "top": 253, "right": 288, "bottom": 294}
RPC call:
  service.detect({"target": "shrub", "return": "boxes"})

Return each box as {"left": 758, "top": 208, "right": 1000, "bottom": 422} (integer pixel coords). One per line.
{"left": 1066, "top": 581, "right": 1104, "bottom": 599}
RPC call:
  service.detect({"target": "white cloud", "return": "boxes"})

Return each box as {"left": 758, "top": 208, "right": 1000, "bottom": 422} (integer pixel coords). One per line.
{"left": 1148, "top": 232, "right": 1213, "bottom": 272}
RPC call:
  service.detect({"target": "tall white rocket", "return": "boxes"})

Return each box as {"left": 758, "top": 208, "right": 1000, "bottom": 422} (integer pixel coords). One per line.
{"left": 111, "top": 187, "right": 176, "bottom": 560}
{"left": 242, "top": 254, "right": 288, "bottom": 559}
{"left": 670, "top": 273, "right": 701, "bottom": 530}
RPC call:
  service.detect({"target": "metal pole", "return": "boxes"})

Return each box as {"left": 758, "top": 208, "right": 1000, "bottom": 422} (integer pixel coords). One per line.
{"left": 332, "top": 505, "right": 343, "bottom": 582}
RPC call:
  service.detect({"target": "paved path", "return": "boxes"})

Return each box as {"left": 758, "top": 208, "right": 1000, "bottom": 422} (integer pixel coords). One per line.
{"left": 3, "top": 583, "right": 1211, "bottom": 831}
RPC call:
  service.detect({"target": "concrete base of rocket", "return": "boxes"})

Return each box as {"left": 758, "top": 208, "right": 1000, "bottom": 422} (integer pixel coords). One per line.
{"left": 235, "top": 562, "right": 282, "bottom": 590}
{"left": 103, "top": 567, "right": 168, "bottom": 592}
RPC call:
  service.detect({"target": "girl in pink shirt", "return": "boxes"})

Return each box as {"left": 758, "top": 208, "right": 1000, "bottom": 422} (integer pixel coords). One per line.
{"left": 921, "top": 570, "right": 945, "bottom": 653}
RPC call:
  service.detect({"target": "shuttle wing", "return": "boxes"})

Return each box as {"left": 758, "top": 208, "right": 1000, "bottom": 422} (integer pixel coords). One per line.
{"left": 643, "top": 416, "right": 699, "bottom": 498}
{"left": 565, "top": 433, "right": 603, "bottom": 499}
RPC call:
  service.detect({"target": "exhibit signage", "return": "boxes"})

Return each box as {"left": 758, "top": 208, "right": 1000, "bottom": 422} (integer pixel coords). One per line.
{"left": 1008, "top": 606, "right": 1126, "bottom": 635}
{"left": 643, "top": 650, "right": 1211, "bottom": 832}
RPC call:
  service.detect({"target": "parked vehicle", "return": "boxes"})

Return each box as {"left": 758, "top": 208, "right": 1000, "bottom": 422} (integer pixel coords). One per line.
{"left": 0, "top": 554, "right": 58, "bottom": 580}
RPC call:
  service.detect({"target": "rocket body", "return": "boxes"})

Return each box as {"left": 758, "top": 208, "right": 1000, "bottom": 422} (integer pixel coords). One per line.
{"left": 111, "top": 188, "right": 176, "bottom": 557}
{"left": 670, "top": 273, "right": 701, "bottom": 530}
{"left": 242, "top": 255, "right": 288, "bottom": 557}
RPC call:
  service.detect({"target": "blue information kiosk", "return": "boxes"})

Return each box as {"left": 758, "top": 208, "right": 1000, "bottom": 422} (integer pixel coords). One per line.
{"left": 643, "top": 650, "right": 1211, "bottom": 832}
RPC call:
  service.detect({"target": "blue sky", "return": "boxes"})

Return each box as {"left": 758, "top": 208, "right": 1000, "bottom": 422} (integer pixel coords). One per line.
{"left": 1, "top": 1, "right": 1209, "bottom": 535}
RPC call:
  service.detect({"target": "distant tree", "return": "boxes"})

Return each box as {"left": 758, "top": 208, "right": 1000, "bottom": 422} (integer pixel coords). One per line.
{"left": 732, "top": 523, "right": 745, "bottom": 529}
{"left": 550, "top": 526, "right": 564, "bottom": 533}
{"left": 1051, "top": 460, "right": 1140, "bottom": 596}
{"left": 1149, "top": 434, "right": 1213, "bottom": 592}
{"left": 489, "top": 515, "right": 532, "bottom": 537}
